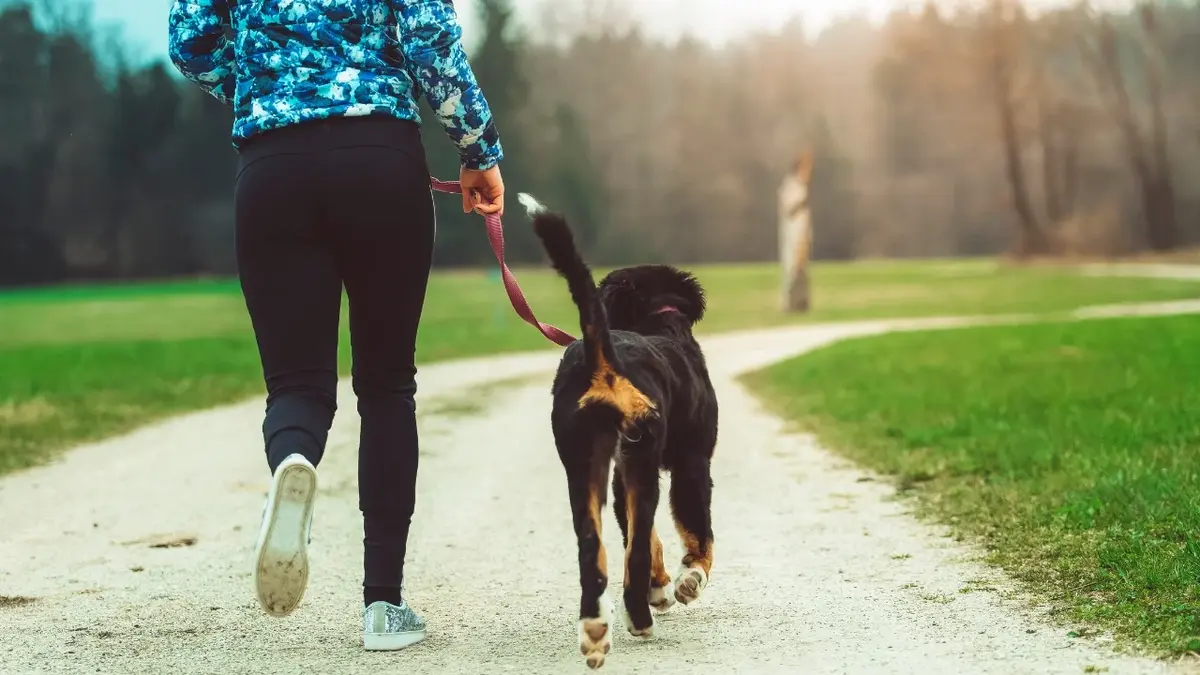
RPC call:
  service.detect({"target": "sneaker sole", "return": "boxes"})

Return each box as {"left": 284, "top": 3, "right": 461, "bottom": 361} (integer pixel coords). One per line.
{"left": 254, "top": 461, "right": 316, "bottom": 617}
{"left": 363, "top": 630, "right": 427, "bottom": 651}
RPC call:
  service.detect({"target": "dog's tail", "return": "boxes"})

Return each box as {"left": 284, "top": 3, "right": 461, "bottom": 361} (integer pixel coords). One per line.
{"left": 520, "top": 193, "right": 655, "bottom": 426}
{"left": 519, "top": 193, "right": 606, "bottom": 365}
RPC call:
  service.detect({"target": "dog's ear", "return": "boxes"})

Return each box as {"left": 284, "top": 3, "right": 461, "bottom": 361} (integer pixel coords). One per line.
{"left": 658, "top": 267, "right": 706, "bottom": 324}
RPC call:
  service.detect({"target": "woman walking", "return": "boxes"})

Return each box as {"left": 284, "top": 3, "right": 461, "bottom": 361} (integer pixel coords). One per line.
{"left": 168, "top": 0, "right": 505, "bottom": 650}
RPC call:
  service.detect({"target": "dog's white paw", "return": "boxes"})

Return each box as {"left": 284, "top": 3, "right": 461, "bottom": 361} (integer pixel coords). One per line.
{"left": 673, "top": 566, "right": 709, "bottom": 605}
{"left": 517, "top": 192, "right": 546, "bottom": 216}
{"left": 579, "top": 594, "right": 613, "bottom": 669}
{"left": 649, "top": 582, "right": 676, "bottom": 614}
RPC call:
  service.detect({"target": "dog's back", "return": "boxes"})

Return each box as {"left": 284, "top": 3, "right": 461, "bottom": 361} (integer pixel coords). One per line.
{"left": 522, "top": 193, "right": 718, "bottom": 670}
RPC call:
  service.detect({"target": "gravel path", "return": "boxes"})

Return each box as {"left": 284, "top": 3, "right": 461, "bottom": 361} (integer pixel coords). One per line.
{"left": 3, "top": 299, "right": 1200, "bottom": 675}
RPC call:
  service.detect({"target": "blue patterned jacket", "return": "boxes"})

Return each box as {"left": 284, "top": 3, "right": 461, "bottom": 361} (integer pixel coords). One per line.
{"left": 167, "top": 0, "right": 503, "bottom": 170}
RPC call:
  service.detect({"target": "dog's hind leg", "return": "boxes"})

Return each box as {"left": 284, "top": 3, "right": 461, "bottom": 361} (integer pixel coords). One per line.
{"left": 616, "top": 455, "right": 660, "bottom": 637}
{"left": 614, "top": 473, "right": 676, "bottom": 614}
{"left": 668, "top": 456, "right": 715, "bottom": 606}
{"left": 647, "top": 526, "right": 676, "bottom": 613}
{"left": 564, "top": 433, "right": 615, "bottom": 669}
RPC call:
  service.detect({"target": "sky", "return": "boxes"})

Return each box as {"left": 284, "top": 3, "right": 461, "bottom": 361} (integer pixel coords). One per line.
{"left": 94, "top": 0, "right": 1129, "bottom": 66}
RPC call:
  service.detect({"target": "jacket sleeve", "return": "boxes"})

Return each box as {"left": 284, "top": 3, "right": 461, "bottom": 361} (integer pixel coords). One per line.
{"left": 168, "top": 0, "right": 236, "bottom": 105}
{"left": 395, "top": 0, "right": 504, "bottom": 170}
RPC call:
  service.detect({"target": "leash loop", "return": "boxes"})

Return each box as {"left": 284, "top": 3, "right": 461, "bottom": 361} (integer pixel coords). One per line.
{"left": 430, "top": 177, "right": 577, "bottom": 347}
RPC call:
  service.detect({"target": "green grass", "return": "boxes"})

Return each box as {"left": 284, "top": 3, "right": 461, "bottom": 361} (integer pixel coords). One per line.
{"left": 1, "top": 258, "right": 1198, "bottom": 475}
{"left": 744, "top": 313, "right": 1200, "bottom": 655}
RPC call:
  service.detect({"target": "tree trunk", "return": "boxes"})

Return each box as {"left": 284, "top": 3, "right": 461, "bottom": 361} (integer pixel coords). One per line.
{"left": 1081, "top": 11, "right": 1179, "bottom": 252}
{"left": 1138, "top": 3, "right": 1179, "bottom": 250}
{"left": 996, "top": 75, "right": 1048, "bottom": 256}
{"left": 1060, "top": 106, "right": 1080, "bottom": 216}
{"left": 1143, "top": 179, "right": 1178, "bottom": 251}
{"left": 1038, "top": 100, "right": 1062, "bottom": 224}
{"left": 987, "top": 5, "right": 1051, "bottom": 257}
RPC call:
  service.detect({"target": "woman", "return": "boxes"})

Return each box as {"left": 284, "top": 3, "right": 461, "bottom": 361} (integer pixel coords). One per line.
{"left": 168, "top": 0, "right": 505, "bottom": 651}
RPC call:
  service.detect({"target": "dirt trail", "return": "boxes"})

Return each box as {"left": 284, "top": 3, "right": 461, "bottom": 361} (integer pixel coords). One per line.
{"left": 3, "top": 298, "right": 1200, "bottom": 674}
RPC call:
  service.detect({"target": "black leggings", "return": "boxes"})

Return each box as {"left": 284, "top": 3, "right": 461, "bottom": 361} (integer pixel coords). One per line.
{"left": 235, "top": 116, "right": 435, "bottom": 604}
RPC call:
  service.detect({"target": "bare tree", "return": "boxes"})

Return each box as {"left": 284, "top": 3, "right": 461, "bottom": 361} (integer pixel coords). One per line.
{"left": 982, "top": 0, "right": 1056, "bottom": 256}
{"left": 1076, "top": 3, "right": 1179, "bottom": 250}
{"left": 1030, "top": 14, "right": 1083, "bottom": 227}
{"left": 1137, "top": 3, "right": 1178, "bottom": 250}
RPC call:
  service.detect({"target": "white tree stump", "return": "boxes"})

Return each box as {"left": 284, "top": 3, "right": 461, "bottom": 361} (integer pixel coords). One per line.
{"left": 778, "top": 149, "right": 814, "bottom": 313}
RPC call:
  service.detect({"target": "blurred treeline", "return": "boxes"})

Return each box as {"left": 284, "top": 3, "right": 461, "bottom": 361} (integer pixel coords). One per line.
{"left": 3, "top": 0, "right": 1200, "bottom": 287}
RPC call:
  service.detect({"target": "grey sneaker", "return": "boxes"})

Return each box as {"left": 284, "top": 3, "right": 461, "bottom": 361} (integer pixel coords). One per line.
{"left": 253, "top": 453, "right": 317, "bottom": 617}
{"left": 362, "top": 600, "right": 427, "bottom": 651}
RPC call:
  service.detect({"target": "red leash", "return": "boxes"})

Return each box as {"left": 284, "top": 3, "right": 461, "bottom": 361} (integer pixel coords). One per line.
{"left": 430, "top": 177, "right": 577, "bottom": 347}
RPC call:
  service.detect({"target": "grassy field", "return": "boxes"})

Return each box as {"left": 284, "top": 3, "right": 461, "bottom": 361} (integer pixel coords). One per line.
{"left": 1, "top": 258, "right": 1198, "bottom": 475}
{"left": 744, "top": 314, "right": 1200, "bottom": 655}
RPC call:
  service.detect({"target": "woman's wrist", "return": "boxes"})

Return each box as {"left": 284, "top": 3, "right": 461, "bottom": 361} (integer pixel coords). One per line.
{"left": 458, "top": 121, "right": 503, "bottom": 171}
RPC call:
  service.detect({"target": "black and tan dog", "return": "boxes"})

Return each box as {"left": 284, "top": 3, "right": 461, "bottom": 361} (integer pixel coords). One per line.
{"left": 519, "top": 194, "right": 719, "bottom": 669}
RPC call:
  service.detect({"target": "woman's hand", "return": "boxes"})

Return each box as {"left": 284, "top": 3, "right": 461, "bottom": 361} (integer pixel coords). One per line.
{"left": 460, "top": 165, "right": 505, "bottom": 217}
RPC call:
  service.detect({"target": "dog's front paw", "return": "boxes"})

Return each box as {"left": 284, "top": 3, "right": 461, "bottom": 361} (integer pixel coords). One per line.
{"left": 649, "top": 582, "right": 676, "bottom": 614}
{"left": 579, "top": 595, "right": 613, "bottom": 669}
{"left": 673, "top": 567, "right": 708, "bottom": 605}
